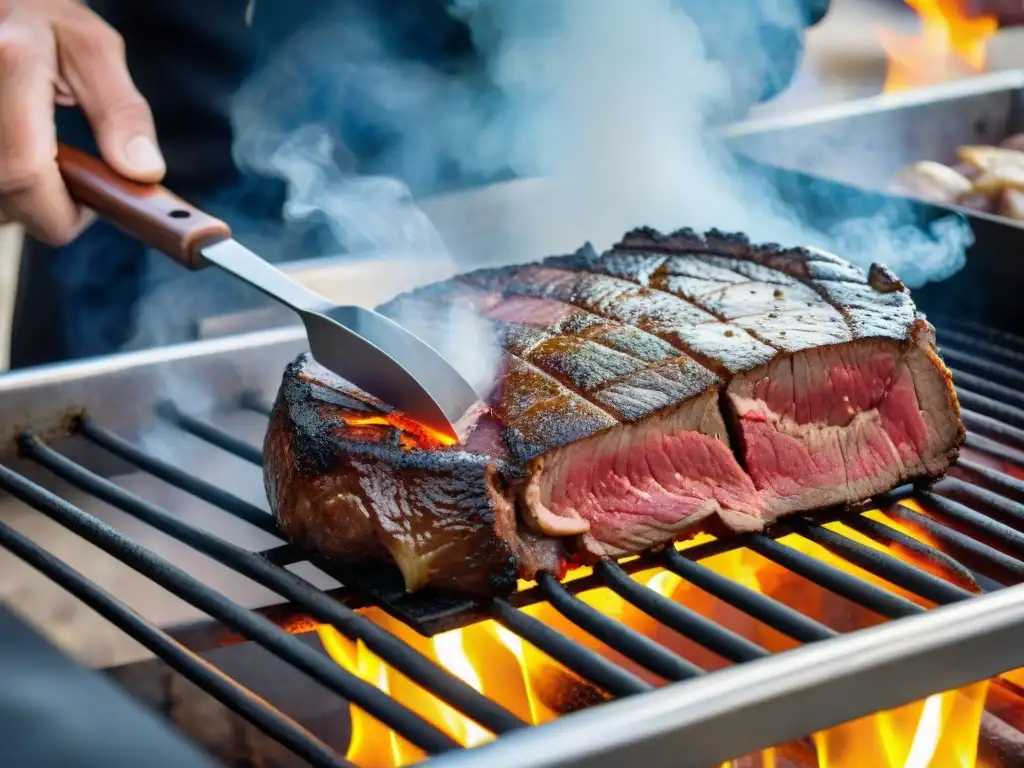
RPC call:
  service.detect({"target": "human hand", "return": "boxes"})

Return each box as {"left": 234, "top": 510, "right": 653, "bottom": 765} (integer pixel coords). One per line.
{"left": 0, "top": 0, "right": 164, "bottom": 243}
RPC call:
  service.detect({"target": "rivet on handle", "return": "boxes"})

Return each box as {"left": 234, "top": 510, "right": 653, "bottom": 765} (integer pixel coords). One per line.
{"left": 56, "top": 144, "right": 233, "bottom": 270}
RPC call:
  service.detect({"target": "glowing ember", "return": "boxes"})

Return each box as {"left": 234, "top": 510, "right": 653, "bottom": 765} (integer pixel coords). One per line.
{"left": 341, "top": 413, "right": 457, "bottom": 448}
{"left": 316, "top": 507, "right": 1007, "bottom": 767}
{"left": 876, "top": 0, "right": 998, "bottom": 92}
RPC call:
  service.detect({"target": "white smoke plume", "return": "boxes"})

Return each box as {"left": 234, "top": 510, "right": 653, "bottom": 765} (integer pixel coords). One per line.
{"left": 230, "top": 0, "right": 968, "bottom": 291}
{"left": 237, "top": 125, "right": 450, "bottom": 263}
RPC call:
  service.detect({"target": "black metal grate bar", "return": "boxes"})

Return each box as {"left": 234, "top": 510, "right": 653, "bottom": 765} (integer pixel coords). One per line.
{"left": 748, "top": 536, "right": 924, "bottom": 619}
{"left": 837, "top": 512, "right": 991, "bottom": 588}
{"left": 595, "top": 560, "right": 768, "bottom": 663}
{"left": 953, "top": 458, "right": 1024, "bottom": 502}
{"left": 920, "top": 491, "right": 1024, "bottom": 561}
{"left": 947, "top": 368, "right": 1024, "bottom": 411}
{"left": 965, "top": 432, "right": 1024, "bottom": 467}
{"left": 941, "top": 329, "right": 1024, "bottom": 369}
{"left": 76, "top": 416, "right": 278, "bottom": 534}
{"left": 537, "top": 572, "right": 704, "bottom": 681}
{"left": 0, "top": 455, "right": 461, "bottom": 755}
{"left": 942, "top": 347, "right": 1024, "bottom": 389}
{"left": 19, "top": 432, "right": 527, "bottom": 737}
{"left": 957, "top": 388, "right": 1024, "bottom": 432}
{"left": 935, "top": 318, "right": 1024, "bottom": 353}
{"left": 156, "top": 402, "right": 263, "bottom": 466}
{"left": 963, "top": 409, "right": 1024, "bottom": 451}
{"left": 0, "top": 518, "right": 351, "bottom": 768}
{"left": 660, "top": 549, "right": 836, "bottom": 643}
{"left": 262, "top": 543, "right": 308, "bottom": 567}
{"left": 884, "top": 505, "right": 1017, "bottom": 589}
{"left": 935, "top": 476, "right": 1024, "bottom": 525}
{"left": 488, "top": 599, "right": 652, "bottom": 697}
{"left": 791, "top": 520, "right": 975, "bottom": 606}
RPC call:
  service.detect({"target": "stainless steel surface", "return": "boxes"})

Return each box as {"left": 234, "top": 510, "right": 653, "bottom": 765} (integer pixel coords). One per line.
{"left": 426, "top": 584, "right": 1024, "bottom": 768}
{"left": 201, "top": 239, "right": 478, "bottom": 440}
{"left": 723, "top": 69, "right": 1024, "bottom": 194}
{"left": 0, "top": 326, "right": 306, "bottom": 453}
{"left": 0, "top": 326, "right": 311, "bottom": 666}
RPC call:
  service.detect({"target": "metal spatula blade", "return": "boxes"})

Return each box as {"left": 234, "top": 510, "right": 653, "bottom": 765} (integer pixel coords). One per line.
{"left": 200, "top": 239, "right": 478, "bottom": 439}
{"left": 56, "top": 144, "right": 479, "bottom": 441}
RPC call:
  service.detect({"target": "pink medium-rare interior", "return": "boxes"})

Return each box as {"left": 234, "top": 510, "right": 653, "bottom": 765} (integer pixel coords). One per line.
{"left": 533, "top": 391, "right": 763, "bottom": 557}
{"left": 726, "top": 339, "right": 961, "bottom": 516}
{"left": 529, "top": 338, "right": 959, "bottom": 556}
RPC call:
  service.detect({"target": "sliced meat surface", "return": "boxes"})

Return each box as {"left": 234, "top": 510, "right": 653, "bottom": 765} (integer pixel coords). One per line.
{"left": 263, "top": 227, "right": 964, "bottom": 596}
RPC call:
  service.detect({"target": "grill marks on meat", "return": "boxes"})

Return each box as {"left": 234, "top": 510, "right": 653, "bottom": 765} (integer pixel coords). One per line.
{"left": 463, "top": 263, "right": 779, "bottom": 375}
{"left": 265, "top": 227, "right": 963, "bottom": 596}
{"left": 603, "top": 227, "right": 960, "bottom": 515}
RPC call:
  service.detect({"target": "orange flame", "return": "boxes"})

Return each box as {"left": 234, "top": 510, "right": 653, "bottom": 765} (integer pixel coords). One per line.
{"left": 314, "top": 506, "right": 1005, "bottom": 767}
{"left": 341, "top": 413, "right": 457, "bottom": 448}
{"left": 876, "top": 0, "right": 998, "bottom": 92}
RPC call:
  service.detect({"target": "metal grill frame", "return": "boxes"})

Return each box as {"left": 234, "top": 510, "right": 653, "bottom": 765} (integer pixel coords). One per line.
{"left": 2, "top": 317, "right": 1024, "bottom": 767}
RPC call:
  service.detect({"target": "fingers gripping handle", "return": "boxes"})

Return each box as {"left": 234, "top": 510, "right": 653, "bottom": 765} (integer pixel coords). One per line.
{"left": 56, "top": 144, "right": 232, "bottom": 269}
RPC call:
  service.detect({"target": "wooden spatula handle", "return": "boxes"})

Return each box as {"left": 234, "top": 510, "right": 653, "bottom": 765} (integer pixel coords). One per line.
{"left": 56, "top": 143, "right": 233, "bottom": 269}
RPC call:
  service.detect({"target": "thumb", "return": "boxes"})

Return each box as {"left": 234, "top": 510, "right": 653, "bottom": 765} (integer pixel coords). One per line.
{"left": 103, "top": 129, "right": 166, "bottom": 182}
{"left": 55, "top": 15, "right": 166, "bottom": 182}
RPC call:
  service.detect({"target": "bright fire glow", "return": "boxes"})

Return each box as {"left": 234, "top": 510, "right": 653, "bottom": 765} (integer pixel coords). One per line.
{"left": 876, "top": 0, "right": 998, "bottom": 92}
{"left": 341, "top": 413, "right": 457, "bottom": 448}
{"left": 316, "top": 507, "right": 999, "bottom": 767}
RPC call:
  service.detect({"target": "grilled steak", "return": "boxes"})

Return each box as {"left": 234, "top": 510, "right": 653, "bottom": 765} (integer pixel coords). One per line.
{"left": 264, "top": 227, "right": 963, "bottom": 596}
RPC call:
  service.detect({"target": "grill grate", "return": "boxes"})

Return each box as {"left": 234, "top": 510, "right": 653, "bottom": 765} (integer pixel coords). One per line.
{"left": 4, "top": 322, "right": 1024, "bottom": 766}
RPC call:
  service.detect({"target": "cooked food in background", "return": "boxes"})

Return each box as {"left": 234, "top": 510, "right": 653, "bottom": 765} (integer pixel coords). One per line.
{"left": 892, "top": 134, "right": 1024, "bottom": 220}
{"left": 894, "top": 161, "right": 973, "bottom": 203}
{"left": 263, "top": 227, "right": 965, "bottom": 597}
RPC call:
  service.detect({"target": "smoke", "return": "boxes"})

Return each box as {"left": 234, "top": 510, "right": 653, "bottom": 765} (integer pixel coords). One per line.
{"left": 826, "top": 212, "right": 971, "bottom": 288}
{"left": 442, "top": 0, "right": 764, "bottom": 246}
{"left": 235, "top": 125, "right": 450, "bottom": 263}
{"left": 437, "top": 0, "right": 969, "bottom": 281}
{"left": 226, "top": 0, "right": 967, "bottom": 299}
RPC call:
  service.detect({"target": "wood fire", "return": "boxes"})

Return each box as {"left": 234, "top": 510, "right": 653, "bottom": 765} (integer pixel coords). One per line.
{"left": 876, "top": 0, "right": 998, "bottom": 92}
{"left": 314, "top": 508, "right": 1009, "bottom": 767}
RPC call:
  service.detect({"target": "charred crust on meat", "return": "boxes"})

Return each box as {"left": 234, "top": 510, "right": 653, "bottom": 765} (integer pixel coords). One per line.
{"left": 490, "top": 556, "right": 519, "bottom": 593}
{"left": 267, "top": 354, "right": 523, "bottom": 597}
{"left": 542, "top": 242, "right": 602, "bottom": 271}
{"left": 272, "top": 357, "right": 350, "bottom": 476}
{"left": 868, "top": 263, "right": 906, "bottom": 293}
{"left": 274, "top": 357, "right": 500, "bottom": 471}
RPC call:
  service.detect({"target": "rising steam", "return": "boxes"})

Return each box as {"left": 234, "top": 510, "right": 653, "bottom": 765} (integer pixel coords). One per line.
{"left": 235, "top": 125, "right": 450, "bottom": 263}
{"left": 229, "top": 0, "right": 968, "bottom": 295}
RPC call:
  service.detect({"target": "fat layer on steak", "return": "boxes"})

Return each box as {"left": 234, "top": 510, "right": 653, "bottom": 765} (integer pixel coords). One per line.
{"left": 263, "top": 227, "right": 964, "bottom": 595}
